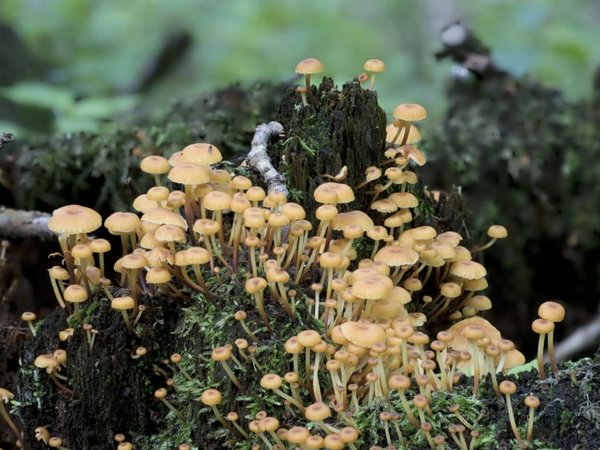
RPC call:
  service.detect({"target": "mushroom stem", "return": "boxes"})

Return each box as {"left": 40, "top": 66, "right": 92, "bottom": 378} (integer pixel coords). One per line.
{"left": 159, "top": 397, "right": 185, "bottom": 421}
{"left": 220, "top": 361, "right": 244, "bottom": 391}
{"left": 48, "top": 371, "right": 74, "bottom": 395}
{"left": 504, "top": 394, "right": 526, "bottom": 449}
{"left": 547, "top": 330, "right": 559, "bottom": 377}
{"left": 273, "top": 388, "right": 305, "bottom": 413}
{"left": 210, "top": 405, "right": 232, "bottom": 431}
{"left": 120, "top": 310, "right": 134, "bottom": 333}
{"left": 0, "top": 401, "right": 21, "bottom": 442}
{"left": 536, "top": 333, "right": 547, "bottom": 380}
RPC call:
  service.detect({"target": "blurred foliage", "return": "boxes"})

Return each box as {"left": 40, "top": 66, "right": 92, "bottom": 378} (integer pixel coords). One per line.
{"left": 1, "top": 82, "right": 285, "bottom": 213}
{"left": 1, "top": 0, "right": 600, "bottom": 136}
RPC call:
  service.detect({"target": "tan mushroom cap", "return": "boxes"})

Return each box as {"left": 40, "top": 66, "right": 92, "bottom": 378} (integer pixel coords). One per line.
{"left": 351, "top": 274, "right": 393, "bottom": 300}
{"left": 260, "top": 373, "right": 283, "bottom": 390}
{"left": 0, "top": 387, "right": 14, "bottom": 401}
{"left": 104, "top": 212, "right": 141, "bottom": 234}
{"left": 90, "top": 238, "right": 111, "bottom": 253}
{"left": 140, "top": 155, "right": 170, "bottom": 174}
{"left": 487, "top": 224, "right": 508, "bottom": 239}
{"left": 374, "top": 246, "right": 418, "bottom": 267}
{"left": 34, "top": 353, "right": 58, "bottom": 370}
{"left": 435, "top": 231, "right": 463, "bottom": 247}
{"left": 146, "top": 267, "right": 172, "bottom": 284}
{"left": 200, "top": 388, "right": 222, "bottom": 405}
{"left": 401, "top": 144, "right": 427, "bottom": 166}
{"left": 147, "top": 186, "right": 170, "bottom": 203}
{"left": 287, "top": 426, "right": 311, "bottom": 444}
{"left": 230, "top": 175, "right": 253, "bottom": 191}
{"left": 464, "top": 295, "right": 492, "bottom": 311}
{"left": 386, "top": 286, "right": 412, "bottom": 304}
{"left": 388, "top": 192, "right": 419, "bottom": 208}
{"left": 304, "top": 402, "right": 331, "bottom": 421}
{"left": 332, "top": 211, "right": 374, "bottom": 232}
{"left": 177, "top": 247, "right": 210, "bottom": 265}
{"left": 111, "top": 296, "right": 135, "bottom": 310}
{"left": 142, "top": 207, "right": 188, "bottom": 230}
{"left": 295, "top": 58, "right": 324, "bottom": 75}
{"left": 139, "top": 233, "right": 162, "bottom": 250}
{"left": 340, "top": 321, "right": 386, "bottom": 348}
{"left": 48, "top": 266, "right": 70, "bottom": 280}
{"left": 538, "top": 301, "right": 565, "bottom": 323}
{"left": 168, "top": 162, "right": 211, "bottom": 186}
{"left": 132, "top": 194, "right": 156, "bottom": 213}
{"left": 181, "top": 143, "right": 223, "bottom": 166}
{"left": 48, "top": 204, "right": 102, "bottom": 235}
{"left": 245, "top": 277, "right": 268, "bottom": 293}
{"left": 297, "top": 330, "right": 322, "bottom": 347}
{"left": 392, "top": 103, "right": 428, "bottom": 122}
{"left": 385, "top": 122, "right": 422, "bottom": 144}
{"left": 411, "top": 226, "right": 437, "bottom": 241}
{"left": 203, "top": 190, "right": 232, "bottom": 211}
{"left": 450, "top": 260, "right": 487, "bottom": 280}
{"left": 64, "top": 284, "right": 88, "bottom": 303}
{"left": 121, "top": 253, "right": 148, "bottom": 270}
{"left": 364, "top": 58, "right": 385, "bottom": 73}
{"left": 155, "top": 224, "right": 186, "bottom": 243}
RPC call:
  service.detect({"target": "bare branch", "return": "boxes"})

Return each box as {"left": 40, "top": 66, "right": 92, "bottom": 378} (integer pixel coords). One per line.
{"left": 0, "top": 207, "right": 55, "bottom": 240}
{"left": 244, "top": 121, "right": 287, "bottom": 196}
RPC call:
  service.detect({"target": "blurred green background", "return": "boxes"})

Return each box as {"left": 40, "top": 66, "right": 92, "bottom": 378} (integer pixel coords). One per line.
{"left": 1, "top": 0, "right": 599, "bottom": 137}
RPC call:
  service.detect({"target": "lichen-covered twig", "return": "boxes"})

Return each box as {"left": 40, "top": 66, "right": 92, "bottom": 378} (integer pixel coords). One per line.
{"left": 0, "top": 207, "right": 56, "bottom": 240}
{"left": 244, "top": 121, "right": 287, "bottom": 196}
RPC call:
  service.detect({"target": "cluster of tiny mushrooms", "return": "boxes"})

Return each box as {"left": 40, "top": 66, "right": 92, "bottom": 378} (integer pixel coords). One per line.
{"left": 0, "top": 57, "right": 567, "bottom": 450}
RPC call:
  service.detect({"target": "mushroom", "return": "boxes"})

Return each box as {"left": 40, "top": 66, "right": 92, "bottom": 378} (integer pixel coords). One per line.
{"left": 295, "top": 58, "right": 324, "bottom": 110}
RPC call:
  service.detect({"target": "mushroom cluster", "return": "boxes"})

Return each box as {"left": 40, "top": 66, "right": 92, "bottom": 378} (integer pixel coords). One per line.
{"left": 8, "top": 57, "right": 568, "bottom": 450}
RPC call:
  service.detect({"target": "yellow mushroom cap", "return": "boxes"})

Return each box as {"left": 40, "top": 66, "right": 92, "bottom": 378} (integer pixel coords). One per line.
{"left": 295, "top": 58, "right": 324, "bottom": 75}
{"left": 180, "top": 143, "right": 223, "bottom": 166}
{"left": 392, "top": 103, "right": 428, "bottom": 122}
{"left": 90, "top": 238, "right": 111, "bottom": 254}
{"left": 374, "top": 245, "right": 419, "bottom": 267}
{"left": 64, "top": 284, "right": 88, "bottom": 303}
{"left": 104, "top": 212, "right": 141, "bottom": 235}
{"left": 524, "top": 395, "right": 540, "bottom": 408}
{"left": 487, "top": 224, "right": 508, "bottom": 239}
{"left": 141, "top": 207, "right": 187, "bottom": 230}
{"left": 117, "top": 443, "right": 133, "bottom": 450}
{"left": 388, "top": 192, "right": 419, "bottom": 209}
{"left": 147, "top": 186, "right": 170, "bottom": 203}
{"left": 0, "top": 387, "right": 14, "bottom": 402}
{"left": 305, "top": 402, "right": 331, "bottom": 421}
{"left": 318, "top": 182, "right": 355, "bottom": 204}
{"left": 385, "top": 122, "right": 422, "bottom": 145}
{"left": 499, "top": 380, "right": 517, "bottom": 395}
{"left": 48, "top": 437, "right": 64, "bottom": 448}
{"left": 211, "top": 346, "right": 232, "bottom": 361}
{"left": 287, "top": 426, "right": 310, "bottom": 444}
{"left": 340, "top": 321, "right": 386, "bottom": 348}
{"left": 48, "top": 204, "right": 102, "bottom": 235}
{"left": 121, "top": 254, "right": 148, "bottom": 270}
{"left": 323, "top": 434, "right": 344, "bottom": 450}
{"left": 200, "top": 388, "right": 222, "bottom": 405}
{"left": 155, "top": 224, "right": 186, "bottom": 243}
{"left": 245, "top": 277, "right": 268, "bottom": 293}
{"left": 435, "top": 231, "right": 463, "bottom": 247}
{"left": 260, "top": 374, "right": 283, "bottom": 390}
{"left": 364, "top": 58, "right": 385, "bottom": 73}
{"left": 21, "top": 311, "right": 37, "bottom": 321}
{"left": 203, "top": 190, "right": 232, "bottom": 211}
{"left": 351, "top": 274, "right": 393, "bottom": 300}
{"left": 532, "top": 318, "right": 554, "bottom": 334}
{"left": 132, "top": 194, "right": 157, "bottom": 213}
{"left": 297, "top": 330, "right": 322, "bottom": 348}
{"left": 332, "top": 211, "right": 373, "bottom": 233}
{"left": 538, "top": 301, "right": 565, "bottom": 323}
{"left": 168, "top": 162, "right": 212, "bottom": 186}
{"left": 230, "top": 175, "right": 252, "bottom": 191}
{"left": 111, "top": 296, "right": 135, "bottom": 311}
{"left": 48, "top": 266, "right": 70, "bottom": 280}
{"left": 450, "top": 260, "right": 487, "bottom": 280}
{"left": 34, "top": 353, "right": 58, "bottom": 370}
{"left": 140, "top": 155, "right": 170, "bottom": 175}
